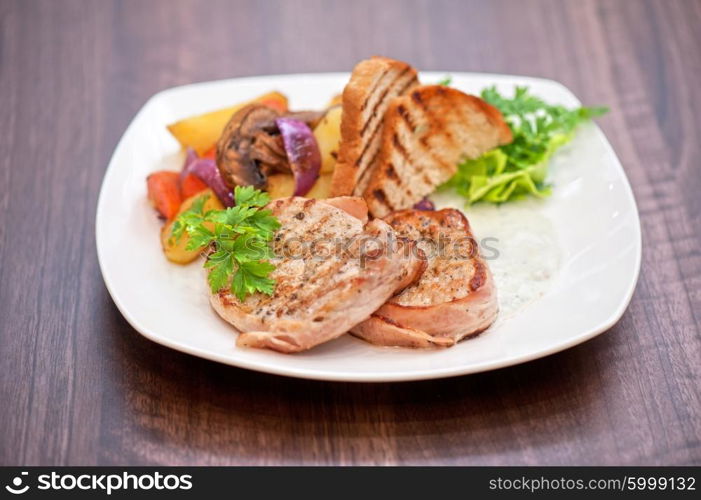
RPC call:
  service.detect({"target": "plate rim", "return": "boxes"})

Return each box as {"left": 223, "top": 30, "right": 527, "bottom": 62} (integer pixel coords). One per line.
{"left": 95, "top": 72, "right": 642, "bottom": 382}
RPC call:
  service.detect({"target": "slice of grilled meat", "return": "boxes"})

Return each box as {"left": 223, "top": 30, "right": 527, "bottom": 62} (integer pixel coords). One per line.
{"left": 329, "top": 56, "right": 419, "bottom": 197}
{"left": 363, "top": 85, "right": 513, "bottom": 218}
{"left": 210, "top": 197, "right": 427, "bottom": 353}
{"left": 351, "top": 208, "right": 498, "bottom": 348}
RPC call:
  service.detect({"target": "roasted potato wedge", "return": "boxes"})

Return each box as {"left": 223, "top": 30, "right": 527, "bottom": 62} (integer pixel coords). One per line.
{"left": 313, "top": 106, "right": 342, "bottom": 174}
{"left": 161, "top": 189, "right": 224, "bottom": 264}
{"left": 167, "top": 91, "right": 288, "bottom": 155}
{"left": 267, "top": 173, "right": 332, "bottom": 200}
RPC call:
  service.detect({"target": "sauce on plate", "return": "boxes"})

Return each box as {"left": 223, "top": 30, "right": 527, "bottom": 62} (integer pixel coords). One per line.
{"left": 431, "top": 193, "right": 561, "bottom": 321}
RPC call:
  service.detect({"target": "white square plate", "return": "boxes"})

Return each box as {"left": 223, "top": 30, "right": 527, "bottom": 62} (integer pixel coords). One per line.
{"left": 96, "top": 72, "right": 641, "bottom": 382}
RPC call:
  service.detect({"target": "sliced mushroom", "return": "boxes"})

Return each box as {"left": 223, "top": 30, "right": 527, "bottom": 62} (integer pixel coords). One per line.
{"left": 216, "top": 104, "right": 281, "bottom": 189}
{"left": 216, "top": 105, "right": 330, "bottom": 190}
{"left": 250, "top": 133, "right": 288, "bottom": 174}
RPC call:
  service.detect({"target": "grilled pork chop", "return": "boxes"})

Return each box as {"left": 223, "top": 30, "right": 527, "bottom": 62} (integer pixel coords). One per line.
{"left": 210, "top": 196, "right": 426, "bottom": 353}
{"left": 351, "top": 208, "right": 498, "bottom": 348}
{"left": 329, "top": 56, "right": 419, "bottom": 197}
{"left": 363, "top": 85, "right": 512, "bottom": 217}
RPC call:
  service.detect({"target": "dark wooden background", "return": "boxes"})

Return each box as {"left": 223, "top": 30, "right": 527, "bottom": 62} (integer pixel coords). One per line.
{"left": 1, "top": 0, "right": 699, "bottom": 466}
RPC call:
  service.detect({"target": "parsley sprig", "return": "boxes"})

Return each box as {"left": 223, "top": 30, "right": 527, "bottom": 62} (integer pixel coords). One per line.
{"left": 443, "top": 86, "right": 608, "bottom": 204}
{"left": 171, "top": 186, "right": 280, "bottom": 301}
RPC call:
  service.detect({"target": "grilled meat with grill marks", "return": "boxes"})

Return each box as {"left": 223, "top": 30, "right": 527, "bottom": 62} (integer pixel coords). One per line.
{"left": 210, "top": 196, "right": 427, "bottom": 353}
{"left": 352, "top": 208, "right": 498, "bottom": 347}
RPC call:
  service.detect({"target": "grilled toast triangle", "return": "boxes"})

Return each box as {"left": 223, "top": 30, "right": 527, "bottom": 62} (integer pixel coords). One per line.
{"left": 329, "top": 56, "right": 419, "bottom": 197}
{"left": 362, "top": 85, "right": 512, "bottom": 217}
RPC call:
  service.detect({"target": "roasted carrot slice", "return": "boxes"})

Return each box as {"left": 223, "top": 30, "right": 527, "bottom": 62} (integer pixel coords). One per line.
{"left": 180, "top": 172, "right": 208, "bottom": 199}
{"left": 260, "top": 96, "right": 288, "bottom": 113}
{"left": 147, "top": 171, "right": 182, "bottom": 220}
{"left": 201, "top": 146, "right": 216, "bottom": 160}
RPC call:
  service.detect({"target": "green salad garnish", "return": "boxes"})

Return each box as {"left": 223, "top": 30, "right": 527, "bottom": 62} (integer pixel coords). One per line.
{"left": 443, "top": 86, "right": 608, "bottom": 204}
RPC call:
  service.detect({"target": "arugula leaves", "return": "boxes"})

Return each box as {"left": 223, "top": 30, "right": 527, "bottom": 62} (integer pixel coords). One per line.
{"left": 171, "top": 186, "right": 280, "bottom": 301}
{"left": 443, "top": 86, "right": 608, "bottom": 204}
{"left": 437, "top": 75, "right": 453, "bottom": 86}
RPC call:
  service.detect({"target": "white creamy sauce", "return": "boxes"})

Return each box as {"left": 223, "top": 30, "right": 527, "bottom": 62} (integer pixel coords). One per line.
{"left": 430, "top": 192, "right": 561, "bottom": 320}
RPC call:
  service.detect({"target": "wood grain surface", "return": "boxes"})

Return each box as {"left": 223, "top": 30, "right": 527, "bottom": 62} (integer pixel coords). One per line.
{"left": 0, "top": 0, "right": 699, "bottom": 465}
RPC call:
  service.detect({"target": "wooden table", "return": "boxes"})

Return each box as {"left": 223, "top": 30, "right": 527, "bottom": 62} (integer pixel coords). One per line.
{"left": 1, "top": 0, "right": 699, "bottom": 466}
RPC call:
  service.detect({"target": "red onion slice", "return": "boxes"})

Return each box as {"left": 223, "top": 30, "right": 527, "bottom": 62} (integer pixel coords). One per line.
{"left": 275, "top": 118, "right": 321, "bottom": 197}
{"left": 181, "top": 148, "right": 234, "bottom": 207}
{"left": 413, "top": 197, "right": 436, "bottom": 211}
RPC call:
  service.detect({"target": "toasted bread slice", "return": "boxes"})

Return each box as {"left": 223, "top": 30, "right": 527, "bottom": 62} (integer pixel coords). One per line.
{"left": 329, "top": 57, "right": 419, "bottom": 197}
{"left": 363, "top": 85, "right": 512, "bottom": 217}
{"left": 209, "top": 197, "right": 426, "bottom": 353}
{"left": 351, "top": 208, "right": 498, "bottom": 347}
